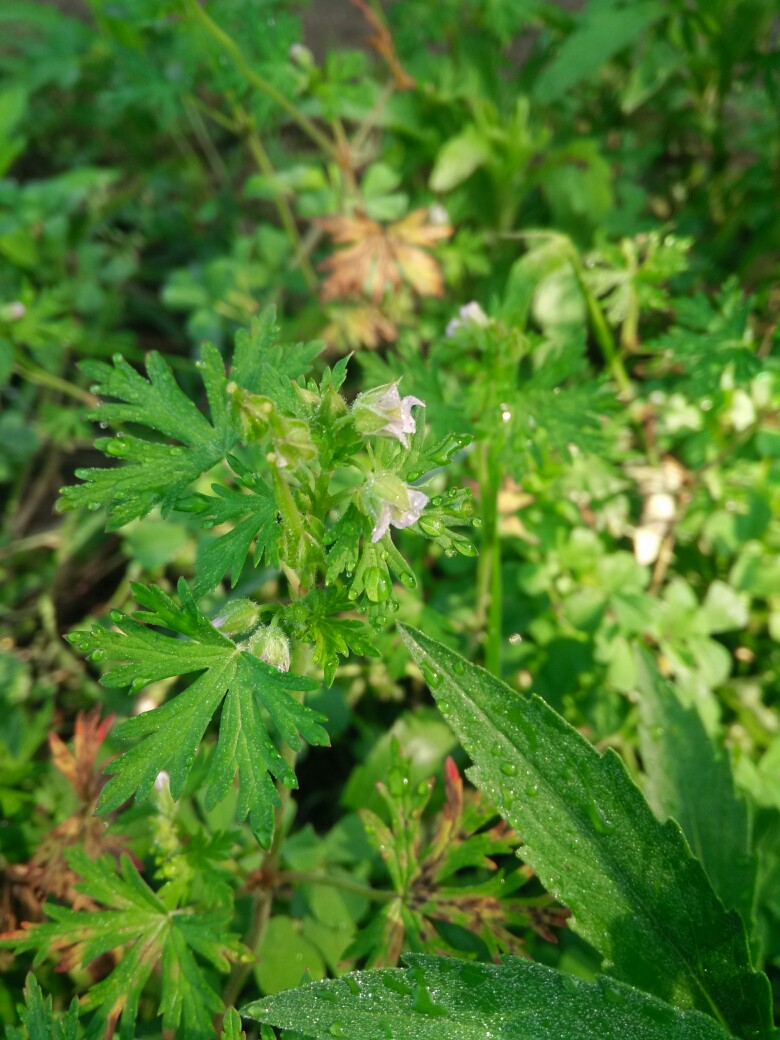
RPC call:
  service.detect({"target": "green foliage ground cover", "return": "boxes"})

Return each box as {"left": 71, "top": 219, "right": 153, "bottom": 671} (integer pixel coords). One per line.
{"left": 1, "top": 1, "right": 779, "bottom": 1037}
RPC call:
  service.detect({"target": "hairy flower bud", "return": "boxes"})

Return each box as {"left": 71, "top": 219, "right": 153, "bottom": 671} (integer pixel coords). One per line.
{"left": 352, "top": 383, "right": 424, "bottom": 449}
{"left": 212, "top": 598, "right": 262, "bottom": 637}
{"left": 241, "top": 625, "right": 291, "bottom": 672}
{"left": 363, "top": 471, "right": 429, "bottom": 543}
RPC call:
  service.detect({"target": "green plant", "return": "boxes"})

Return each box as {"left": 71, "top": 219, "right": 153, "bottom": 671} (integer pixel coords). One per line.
{"left": 2, "top": 1, "right": 780, "bottom": 1037}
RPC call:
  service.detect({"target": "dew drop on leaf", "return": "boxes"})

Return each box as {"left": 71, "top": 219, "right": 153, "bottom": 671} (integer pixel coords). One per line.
{"left": 501, "top": 762, "right": 518, "bottom": 777}
{"left": 420, "top": 662, "right": 443, "bottom": 688}
{"left": 452, "top": 659, "right": 465, "bottom": 675}
{"left": 587, "top": 799, "right": 615, "bottom": 834}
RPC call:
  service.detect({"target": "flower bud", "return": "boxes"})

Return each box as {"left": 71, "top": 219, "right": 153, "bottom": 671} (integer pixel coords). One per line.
{"left": 241, "top": 625, "right": 291, "bottom": 672}
{"left": 212, "top": 598, "right": 262, "bottom": 637}
{"left": 289, "top": 42, "right": 314, "bottom": 70}
{"left": 352, "top": 382, "right": 424, "bottom": 449}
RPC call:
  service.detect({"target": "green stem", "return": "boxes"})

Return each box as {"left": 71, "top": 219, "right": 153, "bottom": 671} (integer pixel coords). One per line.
{"left": 237, "top": 110, "right": 319, "bottom": 292}
{"left": 476, "top": 440, "right": 502, "bottom": 676}
{"left": 220, "top": 637, "right": 307, "bottom": 1015}
{"left": 13, "top": 363, "right": 96, "bottom": 406}
{"left": 182, "top": 0, "right": 340, "bottom": 162}
{"left": 278, "top": 869, "right": 396, "bottom": 904}
{"left": 568, "top": 253, "right": 632, "bottom": 397}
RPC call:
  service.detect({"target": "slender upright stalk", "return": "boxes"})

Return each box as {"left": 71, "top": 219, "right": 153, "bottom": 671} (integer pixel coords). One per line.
{"left": 476, "top": 440, "right": 502, "bottom": 676}
{"left": 568, "top": 253, "right": 633, "bottom": 397}
{"left": 238, "top": 113, "right": 319, "bottom": 292}
{"left": 182, "top": 0, "right": 340, "bottom": 162}
{"left": 219, "top": 637, "right": 307, "bottom": 1015}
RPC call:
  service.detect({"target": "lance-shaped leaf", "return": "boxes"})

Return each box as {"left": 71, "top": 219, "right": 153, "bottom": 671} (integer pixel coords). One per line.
{"left": 635, "top": 647, "right": 757, "bottom": 932}
{"left": 2, "top": 851, "right": 248, "bottom": 1040}
{"left": 67, "top": 579, "right": 328, "bottom": 847}
{"left": 244, "top": 953, "right": 735, "bottom": 1040}
{"left": 397, "top": 625, "right": 774, "bottom": 1040}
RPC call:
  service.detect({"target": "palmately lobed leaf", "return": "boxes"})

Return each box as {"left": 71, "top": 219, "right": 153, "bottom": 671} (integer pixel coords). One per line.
{"left": 244, "top": 953, "right": 735, "bottom": 1040}
{"left": 68, "top": 580, "right": 327, "bottom": 846}
{"left": 58, "top": 343, "right": 236, "bottom": 528}
{"left": 396, "top": 625, "right": 774, "bottom": 1040}
{"left": 1, "top": 851, "right": 248, "bottom": 1040}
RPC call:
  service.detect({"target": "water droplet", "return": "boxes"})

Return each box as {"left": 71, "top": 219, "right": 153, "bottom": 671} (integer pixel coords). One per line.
{"left": 420, "top": 662, "right": 443, "bottom": 689}
{"left": 471, "top": 517, "right": 482, "bottom": 528}
{"left": 587, "top": 800, "right": 615, "bottom": 834}
{"left": 490, "top": 743, "right": 502, "bottom": 757}
{"left": 501, "top": 762, "right": 518, "bottom": 777}
{"left": 407, "top": 471, "right": 422, "bottom": 481}
{"left": 508, "top": 632, "right": 523, "bottom": 644}
{"left": 329, "top": 1023, "right": 346, "bottom": 1037}
{"left": 364, "top": 566, "right": 391, "bottom": 603}
{"left": 345, "top": 977, "right": 360, "bottom": 995}
{"left": 526, "top": 784, "right": 539, "bottom": 798}
{"left": 89, "top": 649, "right": 106, "bottom": 662}
{"left": 437, "top": 698, "right": 452, "bottom": 715}
{"left": 399, "top": 571, "right": 416, "bottom": 588}
{"left": 452, "top": 659, "right": 465, "bottom": 675}
{"left": 195, "top": 359, "right": 206, "bottom": 369}
{"left": 109, "top": 610, "right": 124, "bottom": 624}
{"left": 88, "top": 502, "right": 101, "bottom": 511}
{"left": 413, "top": 986, "right": 447, "bottom": 1017}
{"left": 599, "top": 978, "right": 625, "bottom": 1004}
{"left": 444, "top": 548, "right": 456, "bottom": 558}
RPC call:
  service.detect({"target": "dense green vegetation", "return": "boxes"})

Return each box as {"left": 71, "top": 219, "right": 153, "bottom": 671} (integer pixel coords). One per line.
{"left": 1, "top": 1, "right": 779, "bottom": 1037}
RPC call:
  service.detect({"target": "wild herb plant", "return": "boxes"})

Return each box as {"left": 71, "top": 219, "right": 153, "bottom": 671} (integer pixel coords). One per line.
{"left": 1, "top": 0, "right": 780, "bottom": 1038}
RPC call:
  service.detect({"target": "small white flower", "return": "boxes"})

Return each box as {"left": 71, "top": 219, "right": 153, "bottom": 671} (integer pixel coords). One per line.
{"left": 363, "top": 472, "right": 429, "bottom": 543}
{"left": 352, "top": 382, "right": 425, "bottom": 449}
{"left": 154, "top": 770, "right": 171, "bottom": 792}
{"left": 2, "top": 301, "right": 26, "bottom": 322}
{"left": 428, "top": 203, "right": 450, "bottom": 226}
{"left": 445, "top": 300, "right": 490, "bottom": 337}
